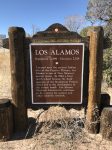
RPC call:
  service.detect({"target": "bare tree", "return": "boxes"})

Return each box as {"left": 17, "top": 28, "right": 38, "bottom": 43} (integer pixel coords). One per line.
{"left": 32, "top": 24, "right": 40, "bottom": 36}
{"left": 25, "top": 32, "right": 31, "bottom": 37}
{"left": 64, "top": 15, "right": 85, "bottom": 32}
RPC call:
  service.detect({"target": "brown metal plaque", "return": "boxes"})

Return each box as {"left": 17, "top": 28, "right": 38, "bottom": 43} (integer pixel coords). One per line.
{"left": 30, "top": 43, "right": 84, "bottom": 104}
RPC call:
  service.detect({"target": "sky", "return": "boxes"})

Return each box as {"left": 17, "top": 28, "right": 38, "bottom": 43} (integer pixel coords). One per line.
{"left": 0, "top": 0, "right": 88, "bottom": 36}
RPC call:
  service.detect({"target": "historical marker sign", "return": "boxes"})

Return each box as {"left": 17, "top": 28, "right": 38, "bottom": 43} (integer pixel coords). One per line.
{"left": 30, "top": 43, "right": 84, "bottom": 104}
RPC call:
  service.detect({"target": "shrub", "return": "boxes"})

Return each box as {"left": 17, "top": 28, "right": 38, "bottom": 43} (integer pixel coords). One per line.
{"left": 103, "top": 48, "right": 112, "bottom": 87}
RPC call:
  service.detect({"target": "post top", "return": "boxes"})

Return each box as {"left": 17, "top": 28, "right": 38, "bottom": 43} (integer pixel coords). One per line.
{"left": 8, "top": 27, "right": 25, "bottom": 33}
{"left": 32, "top": 23, "right": 82, "bottom": 42}
{"left": 87, "top": 26, "right": 104, "bottom": 36}
{"left": 45, "top": 23, "right": 69, "bottom": 33}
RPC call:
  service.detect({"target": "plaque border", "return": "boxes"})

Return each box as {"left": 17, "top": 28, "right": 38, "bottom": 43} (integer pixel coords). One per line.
{"left": 30, "top": 43, "right": 84, "bottom": 104}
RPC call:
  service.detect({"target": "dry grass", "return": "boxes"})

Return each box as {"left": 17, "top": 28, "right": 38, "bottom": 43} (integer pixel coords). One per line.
{"left": 0, "top": 106, "right": 112, "bottom": 150}
{"left": 30, "top": 106, "right": 85, "bottom": 150}
{"left": 0, "top": 48, "right": 11, "bottom": 99}
{"left": 23, "top": 106, "right": 112, "bottom": 150}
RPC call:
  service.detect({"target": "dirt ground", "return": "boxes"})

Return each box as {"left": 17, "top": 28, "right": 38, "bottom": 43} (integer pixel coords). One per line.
{"left": 0, "top": 48, "right": 112, "bottom": 150}
{"left": 0, "top": 107, "right": 112, "bottom": 150}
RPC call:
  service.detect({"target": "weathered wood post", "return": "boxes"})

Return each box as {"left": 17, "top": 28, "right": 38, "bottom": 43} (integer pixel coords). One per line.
{"left": 0, "top": 99, "right": 13, "bottom": 140}
{"left": 100, "top": 107, "right": 112, "bottom": 140}
{"left": 86, "top": 27, "right": 104, "bottom": 133}
{"left": 8, "top": 27, "right": 28, "bottom": 132}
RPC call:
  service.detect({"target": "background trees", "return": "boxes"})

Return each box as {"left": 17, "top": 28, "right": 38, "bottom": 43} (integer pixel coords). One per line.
{"left": 32, "top": 24, "right": 40, "bottom": 36}
{"left": 103, "top": 48, "right": 112, "bottom": 86}
{"left": 85, "top": 0, "right": 112, "bottom": 87}
{"left": 80, "top": 26, "right": 93, "bottom": 37}
{"left": 86, "top": 0, "right": 112, "bottom": 24}
{"left": 64, "top": 15, "right": 85, "bottom": 32}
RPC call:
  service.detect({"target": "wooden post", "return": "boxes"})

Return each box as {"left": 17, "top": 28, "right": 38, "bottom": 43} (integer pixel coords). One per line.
{"left": 0, "top": 99, "right": 13, "bottom": 141}
{"left": 86, "top": 27, "right": 104, "bottom": 133}
{"left": 8, "top": 27, "right": 28, "bottom": 132}
{"left": 100, "top": 93, "right": 110, "bottom": 111}
{"left": 100, "top": 107, "right": 112, "bottom": 140}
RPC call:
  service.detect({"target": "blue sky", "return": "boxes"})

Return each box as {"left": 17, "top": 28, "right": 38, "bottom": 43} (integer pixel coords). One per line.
{"left": 0, "top": 0, "right": 88, "bottom": 35}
